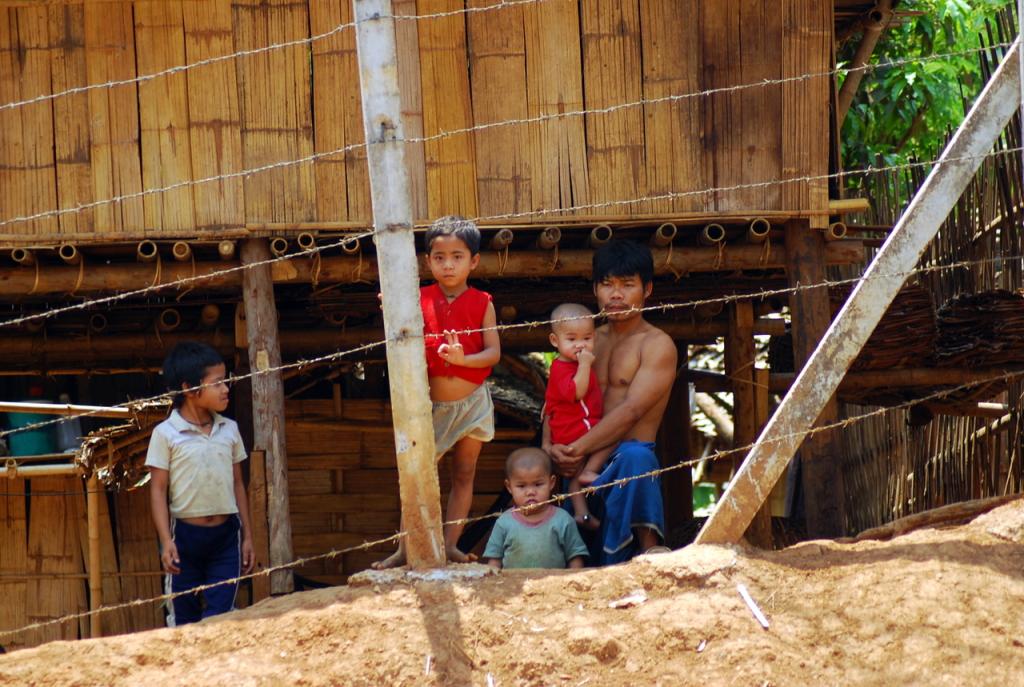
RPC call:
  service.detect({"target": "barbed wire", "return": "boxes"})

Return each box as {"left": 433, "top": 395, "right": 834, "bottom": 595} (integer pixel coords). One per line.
{"left": 2, "top": 362, "right": 1022, "bottom": 642}
{"left": 0, "top": 144, "right": 1017, "bottom": 336}
{"left": 1, "top": 241, "right": 1021, "bottom": 442}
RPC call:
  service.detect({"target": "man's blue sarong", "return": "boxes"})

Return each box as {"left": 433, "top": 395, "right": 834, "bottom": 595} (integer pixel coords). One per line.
{"left": 590, "top": 439, "right": 665, "bottom": 564}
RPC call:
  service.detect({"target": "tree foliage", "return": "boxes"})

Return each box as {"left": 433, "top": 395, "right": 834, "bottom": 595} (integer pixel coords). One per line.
{"left": 840, "top": 0, "right": 1011, "bottom": 181}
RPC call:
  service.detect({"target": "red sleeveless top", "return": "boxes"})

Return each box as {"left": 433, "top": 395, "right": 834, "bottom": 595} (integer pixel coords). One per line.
{"left": 420, "top": 284, "right": 493, "bottom": 385}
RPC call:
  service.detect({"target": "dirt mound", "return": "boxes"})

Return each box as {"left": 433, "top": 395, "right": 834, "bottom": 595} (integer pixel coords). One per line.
{"left": 4, "top": 501, "right": 1024, "bottom": 686}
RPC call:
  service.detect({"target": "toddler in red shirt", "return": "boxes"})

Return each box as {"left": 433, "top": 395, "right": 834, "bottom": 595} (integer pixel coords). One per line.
{"left": 542, "top": 303, "right": 612, "bottom": 530}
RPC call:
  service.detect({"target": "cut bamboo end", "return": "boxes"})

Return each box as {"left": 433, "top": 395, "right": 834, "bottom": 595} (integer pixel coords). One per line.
{"left": 200, "top": 304, "right": 220, "bottom": 328}
{"left": 536, "top": 226, "right": 561, "bottom": 250}
{"left": 157, "top": 308, "right": 181, "bottom": 333}
{"left": 589, "top": 224, "right": 613, "bottom": 247}
{"left": 489, "top": 228, "right": 514, "bottom": 250}
{"left": 694, "top": 301, "right": 725, "bottom": 320}
{"left": 58, "top": 244, "right": 81, "bottom": 265}
{"left": 324, "top": 311, "right": 347, "bottom": 326}
{"left": 746, "top": 218, "right": 771, "bottom": 243}
{"left": 172, "top": 241, "right": 192, "bottom": 262}
{"left": 499, "top": 305, "right": 517, "bottom": 322}
{"left": 341, "top": 237, "right": 361, "bottom": 254}
{"left": 136, "top": 240, "right": 159, "bottom": 263}
{"left": 651, "top": 222, "right": 677, "bottom": 247}
{"left": 218, "top": 240, "right": 236, "bottom": 261}
{"left": 827, "top": 198, "right": 871, "bottom": 214}
{"left": 269, "top": 237, "right": 289, "bottom": 257}
{"left": 11, "top": 247, "right": 34, "bottom": 266}
{"left": 296, "top": 232, "right": 317, "bottom": 251}
{"left": 699, "top": 223, "right": 726, "bottom": 246}
{"left": 89, "top": 313, "right": 108, "bottom": 334}
{"left": 24, "top": 317, "right": 44, "bottom": 334}
{"left": 825, "top": 221, "right": 848, "bottom": 241}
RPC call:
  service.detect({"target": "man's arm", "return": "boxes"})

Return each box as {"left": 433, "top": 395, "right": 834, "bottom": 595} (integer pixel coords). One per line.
{"left": 560, "top": 332, "right": 677, "bottom": 457}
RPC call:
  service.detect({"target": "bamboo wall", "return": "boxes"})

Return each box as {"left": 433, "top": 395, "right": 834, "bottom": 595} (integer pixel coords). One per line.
{"left": 285, "top": 396, "right": 529, "bottom": 583}
{"left": 0, "top": 0, "right": 831, "bottom": 241}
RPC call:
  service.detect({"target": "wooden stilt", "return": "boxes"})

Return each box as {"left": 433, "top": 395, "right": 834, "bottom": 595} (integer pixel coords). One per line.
{"left": 247, "top": 449, "right": 271, "bottom": 603}
{"left": 241, "top": 238, "right": 294, "bottom": 593}
{"left": 86, "top": 474, "right": 102, "bottom": 639}
{"left": 727, "top": 301, "right": 771, "bottom": 547}
{"left": 656, "top": 345, "right": 693, "bottom": 539}
{"left": 782, "top": 218, "right": 845, "bottom": 537}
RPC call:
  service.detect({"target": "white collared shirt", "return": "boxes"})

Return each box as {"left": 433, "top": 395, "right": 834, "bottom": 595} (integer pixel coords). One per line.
{"left": 145, "top": 409, "right": 246, "bottom": 519}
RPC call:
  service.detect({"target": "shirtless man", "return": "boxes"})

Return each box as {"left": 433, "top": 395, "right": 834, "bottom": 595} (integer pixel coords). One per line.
{"left": 547, "top": 239, "right": 677, "bottom": 563}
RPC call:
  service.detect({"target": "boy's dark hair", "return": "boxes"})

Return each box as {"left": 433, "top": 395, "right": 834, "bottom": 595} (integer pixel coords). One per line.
{"left": 162, "top": 342, "right": 224, "bottom": 408}
{"left": 424, "top": 215, "right": 481, "bottom": 255}
{"left": 505, "top": 447, "right": 553, "bottom": 478}
{"left": 592, "top": 239, "right": 654, "bottom": 286}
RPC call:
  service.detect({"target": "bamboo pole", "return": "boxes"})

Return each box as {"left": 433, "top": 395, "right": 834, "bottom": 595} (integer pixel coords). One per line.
{"left": 353, "top": 0, "right": 445, "bottom": 568}
{"left": 0, "top": 242, "right": 864, "bottom": 297}
{"left": 0, "top": 462, "right": 79, "bottom": 478}
{"left": 696, "top": 39, "right": 1022, "bottom": 545}
{"left": 0, "top": 400, "right": 130, "bottom": 418}
{"left": 87, "top": 473, "right": 102, "bottom": 638}
{"left": 837, "top": 0, "right": 893, "bottom": 124}
{"left": 241, "top": 239, "right": 294, "bottom": 593}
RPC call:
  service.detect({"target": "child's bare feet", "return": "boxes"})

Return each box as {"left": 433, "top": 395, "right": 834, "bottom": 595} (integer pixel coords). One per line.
{"left": 575, "top": 513, "right": 600, "bottom": 531}
{"left": 446, "top": 545, "right": 478, "bottom": 564}
{"left": 578, "top": 469, "right": 601, "bottom": 486}
{"left": 370, "top": 548, "right": 407, "bottom": 570}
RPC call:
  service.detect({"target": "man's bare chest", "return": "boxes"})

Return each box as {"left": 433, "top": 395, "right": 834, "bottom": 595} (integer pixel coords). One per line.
{"left": 596, "top": 347, "right": 642, "bottom": 390}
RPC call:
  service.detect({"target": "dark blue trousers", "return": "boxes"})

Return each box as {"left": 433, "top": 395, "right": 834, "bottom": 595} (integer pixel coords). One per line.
{"left": 167, "top": 516, "right": 241, "bottom": 626}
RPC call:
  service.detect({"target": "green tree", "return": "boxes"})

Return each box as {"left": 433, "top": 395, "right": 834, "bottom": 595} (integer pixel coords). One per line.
{"left": 840, "top": 0, "right": 1011, "bottom": 184}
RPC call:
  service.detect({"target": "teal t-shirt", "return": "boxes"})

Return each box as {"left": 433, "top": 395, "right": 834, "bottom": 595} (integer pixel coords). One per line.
{"left": 483, "top": 506, "right": 589, "bottom": 569}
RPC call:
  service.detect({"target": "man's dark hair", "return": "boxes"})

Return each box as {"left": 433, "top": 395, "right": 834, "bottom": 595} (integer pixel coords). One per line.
{"left": 424, "top": 215, "right": 481, "bottom": 255}
{"left": 162, "top": 342, "right": 224, "bottom": 408}
{"left": 592, "top": 239, "right": 654, "bottom": 286}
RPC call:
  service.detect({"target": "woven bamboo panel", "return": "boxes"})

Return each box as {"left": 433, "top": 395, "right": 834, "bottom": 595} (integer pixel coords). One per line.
{"left": 0, "top": 6, "right": 58, "bottom": 237}
{"left": 84, "top": 1, "right": 144, "bottom": 233}
{"left": 49, "top": 4, "right": 95, "bottom": 235}
{"left": 310, "top": 0, "right": 369, "bottom": 223}
{"left": 25, "top": 477, "right": 86, "bottom": 645}
{"left": 233, "top": 0, "right": 316, "bottom": 222}
{"left": 135, "top": 1, "right": 195, "bottom": 232}
{"left": 114, "top": 487, "right": 163, "bottom": 633}
{"left": 0, "top": 479, "right": 27, "bottom": 651}
{"left": 523, "top": 0, "right": 588, "bottom": 217}
{"left": 467, "top": 0, "right": 531, "bottom": 217}
{"left": 182, "top": 0, "right": 244, "bottom": 230}
{"left": 638, "top": 0, "right": 703, "bottom": 214}
{"left": 417, "top": 0, "right": 478, "bottom": 217}
{"left": 394, "top": 0, "right": 429, "bottom": 220}
{"left": 581, "top": 0, "right": 646, "bottom": 212}
{"left": 781, "top": 0, "right": 831, "bottom": 225}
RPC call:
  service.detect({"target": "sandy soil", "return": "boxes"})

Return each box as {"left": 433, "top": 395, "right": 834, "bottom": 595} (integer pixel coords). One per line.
{"left": 4, "top": 500, "right": 1024, "bottom": 687}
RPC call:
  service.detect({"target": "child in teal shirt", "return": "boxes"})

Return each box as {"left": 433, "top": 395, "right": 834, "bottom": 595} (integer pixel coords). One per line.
{"left": 484, "top": 448, "right": 588, "bottom": 569}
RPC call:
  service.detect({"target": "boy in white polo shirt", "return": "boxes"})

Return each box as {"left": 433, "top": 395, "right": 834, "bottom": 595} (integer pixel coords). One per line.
{"left": 146, "top": 342, "right": 254, "bottom": 625}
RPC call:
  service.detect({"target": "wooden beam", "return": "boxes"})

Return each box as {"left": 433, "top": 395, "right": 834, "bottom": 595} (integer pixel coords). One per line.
{"left": 696, "top": 40, "right": 1022, "bottom": 546}
{"left": 247, "top": 449, "right": 271, "bottom": 603}
{"left": 727, "top": 301, "right": 771, "bottom": 548}
{"left": 782, "top": 218, "right": 846, "bottom": 537}
{"left": 0, "top": 241, "right": 865, "bottom": 298}
{"left": 241, "top": 238, "right": 294, "bottom": 593}
{"left": 657, "top": 348, "right": 693, "bottom": 538}
{"left": 768, "top": 367, "right": 1024, "bottom": 393}
{"left": 353, "top": 0, "right": 445, "bottom": 568}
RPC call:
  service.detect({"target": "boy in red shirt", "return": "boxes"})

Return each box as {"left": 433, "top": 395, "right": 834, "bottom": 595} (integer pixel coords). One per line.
{"left": 542, "top": 303, "right": 612, "bottom": 530}
{"left": 375, "top": 216, "right": 501, "bottom": 568}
